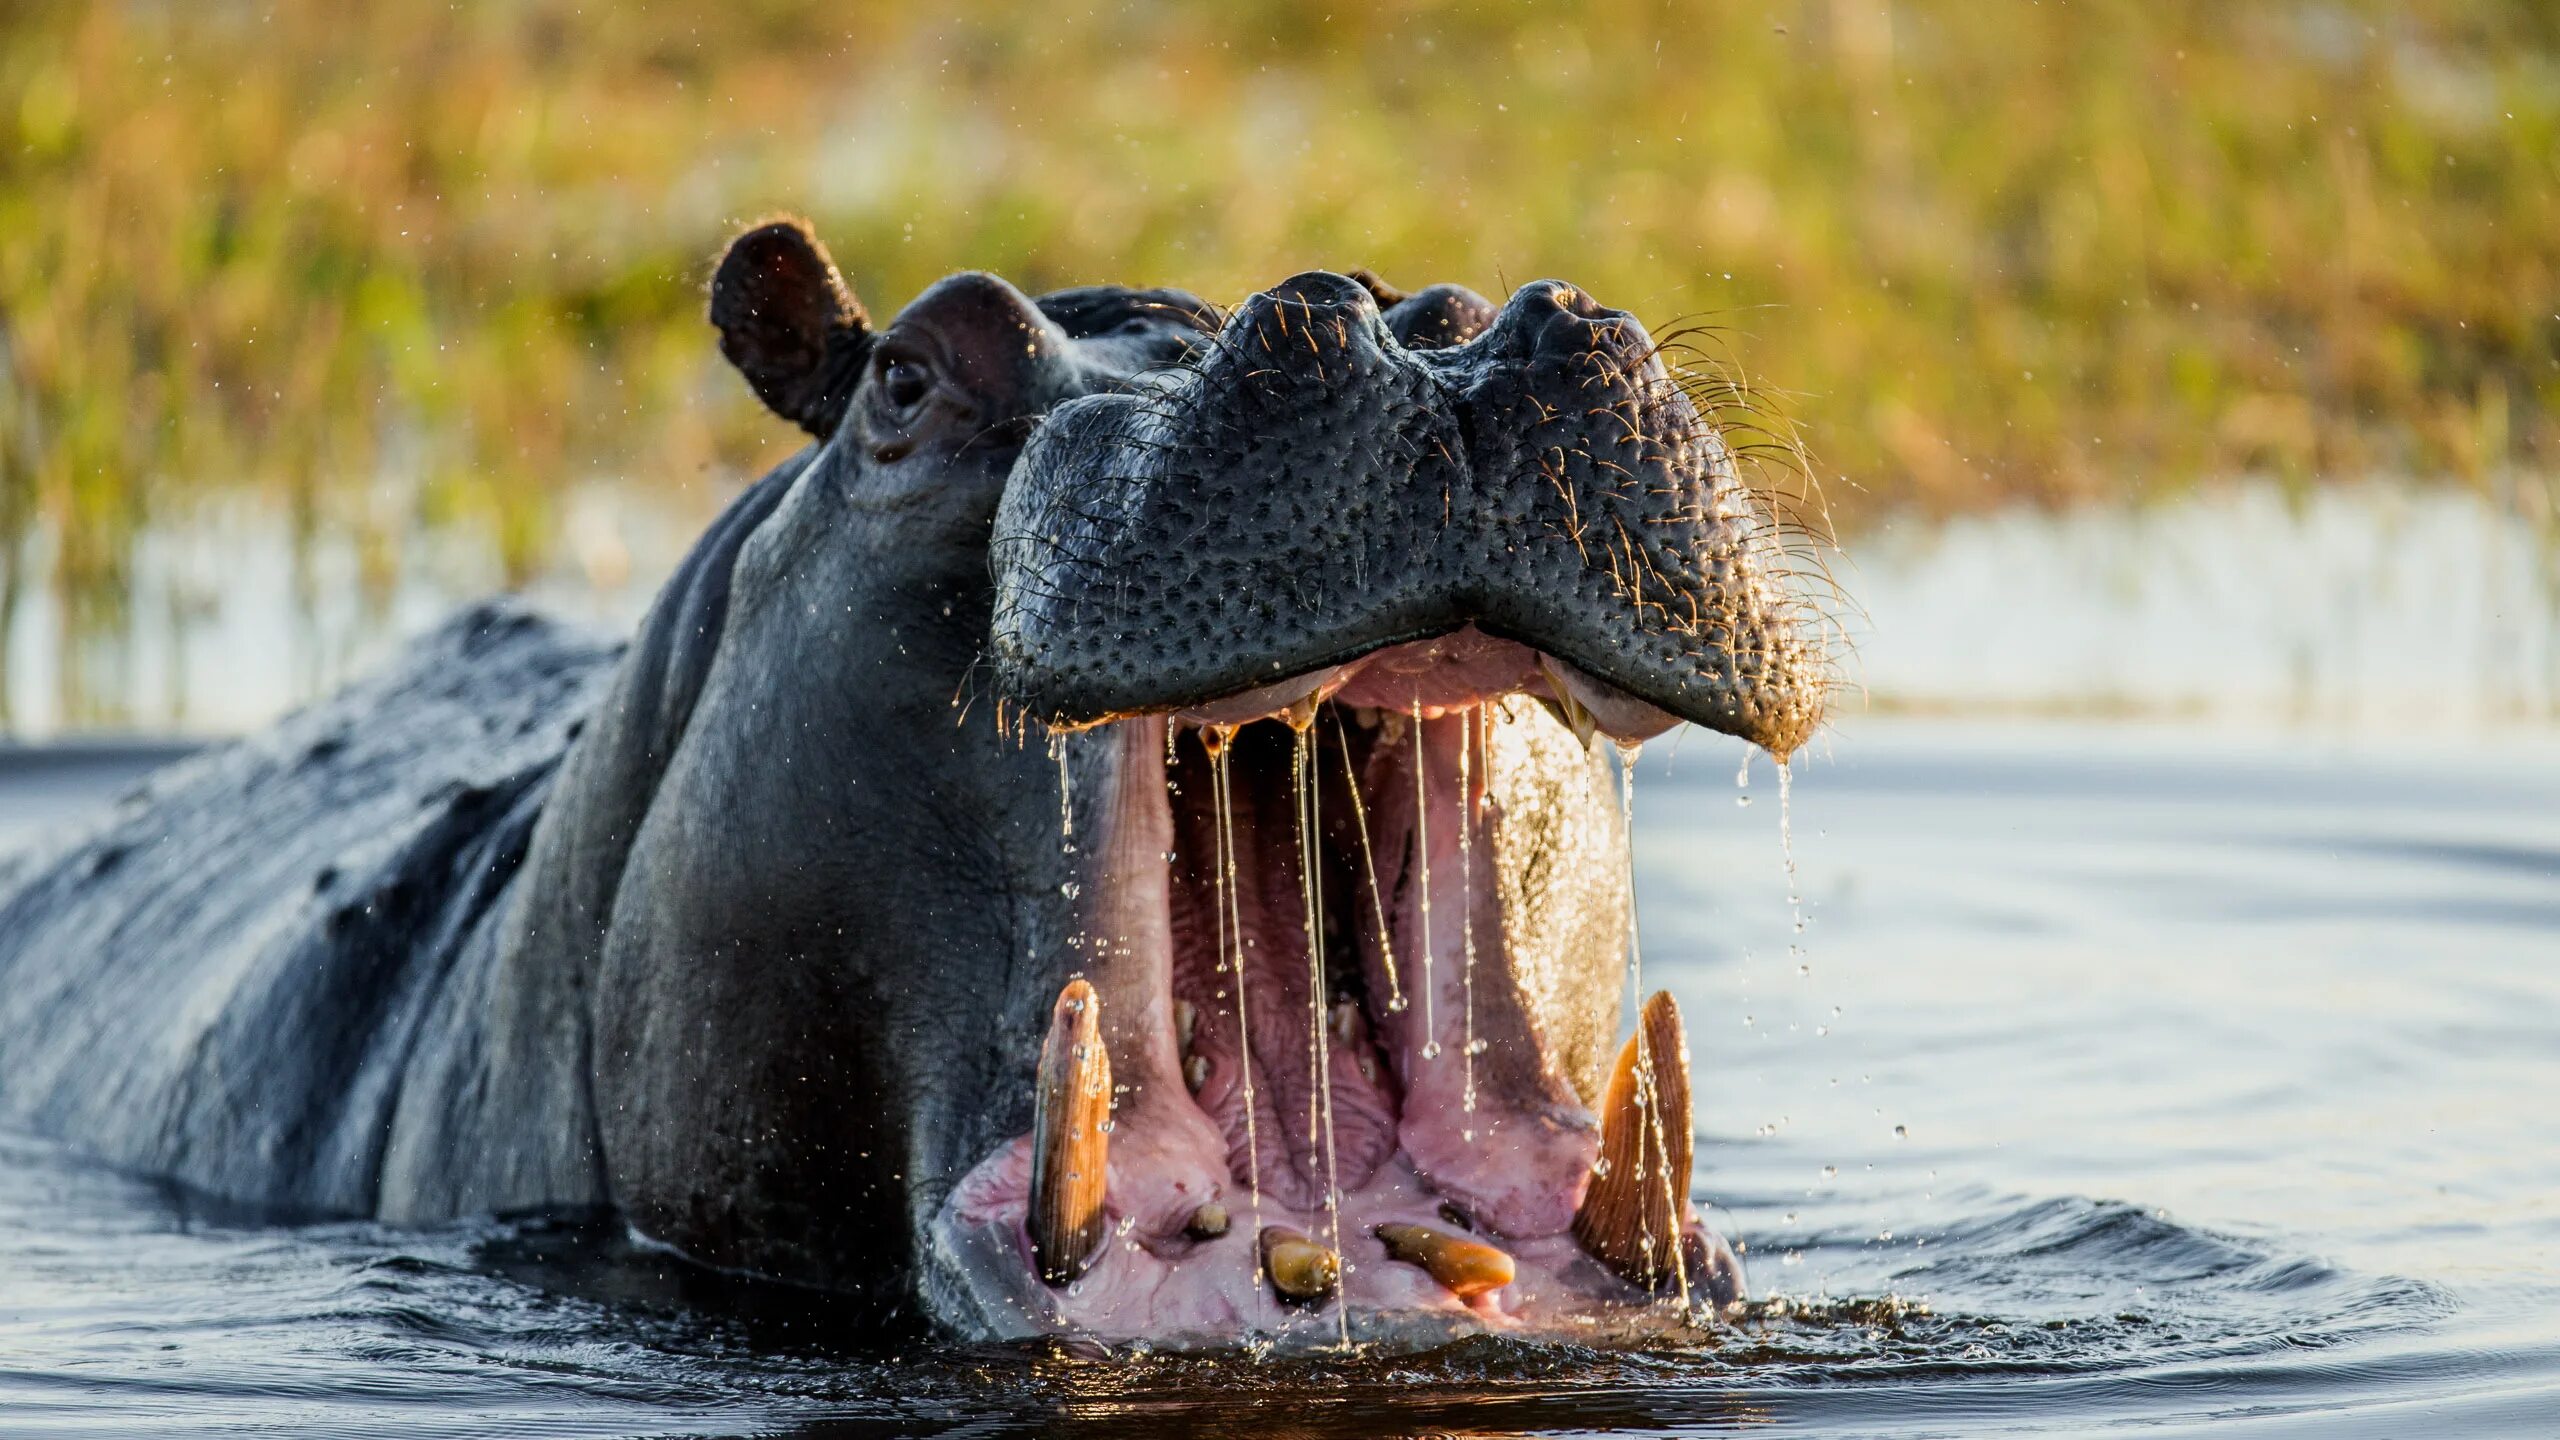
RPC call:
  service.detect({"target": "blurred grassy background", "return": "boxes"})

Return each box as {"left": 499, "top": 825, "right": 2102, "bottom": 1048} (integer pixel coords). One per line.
{"left": 2, "top": 0, "right": 2557, "bottom": 726}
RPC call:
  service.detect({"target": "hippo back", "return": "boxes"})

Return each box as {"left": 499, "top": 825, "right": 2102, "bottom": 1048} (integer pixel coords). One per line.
{"left": 0, "top": 601, "right": 620, "bottom": 1215}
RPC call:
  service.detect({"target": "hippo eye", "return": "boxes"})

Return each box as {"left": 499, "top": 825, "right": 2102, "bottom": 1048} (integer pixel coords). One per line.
{"left": 881, "top": 355, "right": 932, "bottom": 414}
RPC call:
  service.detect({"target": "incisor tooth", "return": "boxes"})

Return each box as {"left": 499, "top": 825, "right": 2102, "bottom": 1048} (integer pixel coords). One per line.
{"left": 1571, "top": 989, "right": 1695, "bottom": 1289}
{"left": 1259, "top": 1225, "right": 1340, "bottom": 1303}
{"left": 1029, "top": 978, "right": 1111, "bottom": 1287}
{"left": 1375, "top": 1222, "right": 1515, "bottom": 1299}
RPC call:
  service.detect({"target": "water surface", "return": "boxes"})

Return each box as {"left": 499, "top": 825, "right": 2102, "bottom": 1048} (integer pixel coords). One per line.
{"left": 4, "top": 717, "right": 2553, "bottom": 1436}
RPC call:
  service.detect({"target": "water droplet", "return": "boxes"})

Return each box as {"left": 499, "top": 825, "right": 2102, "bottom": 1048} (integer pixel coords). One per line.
{"left": 1820, "top": 1164, "right": 1838, "bottom": 1179}
{"left": 1060, "top": 881, "right": 1081, "bottom": 899}
{"left": 1420, "top": 1041, "right": 1442, "bottom": 1060}
{"left": 1384, "top": 996, "right": 1408, "bottom": 1013}
{"left": 1894, "top": 1124, "right": 1909, "bottom": 1139}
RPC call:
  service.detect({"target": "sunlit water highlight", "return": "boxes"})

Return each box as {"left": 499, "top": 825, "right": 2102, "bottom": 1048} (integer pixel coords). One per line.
{"left": 4, "top": 716, "right": 2556, "bottom": 1436}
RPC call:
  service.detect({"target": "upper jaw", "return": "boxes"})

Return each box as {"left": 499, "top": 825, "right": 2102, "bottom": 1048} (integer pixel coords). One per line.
{"left": 1160, "top": 628, "right": 1680, "bottom": 748}
{"left": 986, "top": 269, "right": 1826, "bottom": 761}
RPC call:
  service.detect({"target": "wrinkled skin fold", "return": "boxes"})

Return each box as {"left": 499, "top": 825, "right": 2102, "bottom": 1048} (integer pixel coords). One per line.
{"left": 0, "top": 219, "right": 1826, "bottom": 1349}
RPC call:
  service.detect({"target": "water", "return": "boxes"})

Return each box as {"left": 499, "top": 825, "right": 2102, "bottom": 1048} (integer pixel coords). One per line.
{"left": 6, "top": 716, "right": 2555, "bottom": 1435}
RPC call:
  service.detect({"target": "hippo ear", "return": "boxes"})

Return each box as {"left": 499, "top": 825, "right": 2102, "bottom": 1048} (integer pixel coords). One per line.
{"left": 710, "top": 218, "right": 874, "bottom": 439}
{"left": 1344, "top": 269, "right": 1499, "bottom": 350}
{"left": 1344, "top": 268, "right": 1409, "bottom": 309}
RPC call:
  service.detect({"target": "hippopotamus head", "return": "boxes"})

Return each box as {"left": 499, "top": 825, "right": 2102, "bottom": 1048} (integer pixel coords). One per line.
{"left": 664, "top": 220, "right": 1826, "bottom": 1347}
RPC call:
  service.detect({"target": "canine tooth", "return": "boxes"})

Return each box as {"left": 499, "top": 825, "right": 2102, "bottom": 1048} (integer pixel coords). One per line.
{"left": 1330, "top": 999, "right": 1360, "bottom": 1047}
{"left": 1187, "top": 1201, "right": 1230, "bottom": 1239}
{"left": 1571, "top": 989, "right": 1694, "bottom": 1289}
{"left": 1259, "top": 1226, "right": 1340, "bottom": 1304}
{"left": 1029, "top": 978, "right": 1112, "bottom": 1287}
{"left": 1375, "top": 1222, "right": 1515, "bottom": 1299}
{"left": 1183, "top": 1052, "right": 1211, "bottom": 1093}
{"left": 1174, "top": 998, "right": 1197, "bottom": 1052}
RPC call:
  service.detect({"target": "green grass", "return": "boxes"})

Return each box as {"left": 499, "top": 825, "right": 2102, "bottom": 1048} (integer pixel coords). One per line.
{"left": 3, "top": 0, "right": 2557, "bottom": 718}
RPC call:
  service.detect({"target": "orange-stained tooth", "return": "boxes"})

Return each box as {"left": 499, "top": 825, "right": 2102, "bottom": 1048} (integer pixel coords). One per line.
{"left": 1029, "top": 978, "right": 1111, "bottom": 1286}
{"left": 1571, "top": 989, "right": 1695, "bottom": 1289}
{"left": 1375, "top": 1222, "right": 1516, "bottom": 1299}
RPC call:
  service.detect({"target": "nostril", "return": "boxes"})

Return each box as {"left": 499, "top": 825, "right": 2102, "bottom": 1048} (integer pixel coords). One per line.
{"left": 1498, "top": 280, "right": 1651, "bottom": 363}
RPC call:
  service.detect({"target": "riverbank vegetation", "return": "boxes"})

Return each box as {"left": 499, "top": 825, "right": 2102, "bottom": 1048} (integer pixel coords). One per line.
{"left": 3, "top": 0, "right": 2556, "bottom": 722}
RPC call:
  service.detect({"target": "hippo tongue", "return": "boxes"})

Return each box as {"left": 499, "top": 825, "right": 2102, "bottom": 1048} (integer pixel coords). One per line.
{"left": 1352, "top": 710, "right": 1599, "bottom": 1239}
{"left": 1163, "top": 721, "right": 1399, "bottom": 1211}
{"left": 1152, "top": 705, "right": 1600, "bottom": 1239}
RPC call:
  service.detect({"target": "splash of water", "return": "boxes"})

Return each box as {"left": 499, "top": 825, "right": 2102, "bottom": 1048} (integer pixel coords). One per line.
{"left": 1458, "top": 705, "right": 1480, "bottom": 1131}
{"left": 1412, "top": 699, "right": 1439, "bottom": 1062}
{"left": 1290, "top": 720, "right": 1350, "bottom": 1348}
{"left": 1205, "top": 726, "right": 1264, "bottom": 1306}
{"left": 1329, "top": 708, "right": 1405, "bottom": 1016}
{"left": 1052, "top": 732, "right": 1075, "bottom": 850}
{"left": 1778, "top": 759, "right": 1804, "bottom": 961}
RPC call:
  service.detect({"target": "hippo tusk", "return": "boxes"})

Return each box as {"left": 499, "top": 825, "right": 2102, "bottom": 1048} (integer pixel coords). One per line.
{"left": 1374, "top": 1222, "right": 1516, "bottom": 1299}
{"left": 1571, "top": 989, "right": 1694, "bottom": 1289}
{"left": 1029, "top": 978, "right": 1112, "bottom": 1286}
{"left": 1258, "top": 1225, "right": 1340, "bottom": 1304}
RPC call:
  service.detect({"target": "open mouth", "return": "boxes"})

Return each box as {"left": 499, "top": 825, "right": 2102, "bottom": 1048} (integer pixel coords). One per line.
{"left": 938, "top": 629, "right": 1738, "bottom": 1345}
{"left": 948, "top": 268, "right": 1824, "bottom": 1344}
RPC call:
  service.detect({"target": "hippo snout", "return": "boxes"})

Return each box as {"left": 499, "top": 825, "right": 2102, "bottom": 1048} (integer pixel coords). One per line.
{"left": 988, "top": 268, "right": 1829, "bottom": 758}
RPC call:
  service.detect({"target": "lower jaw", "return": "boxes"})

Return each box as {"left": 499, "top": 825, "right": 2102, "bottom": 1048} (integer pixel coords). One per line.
{"left": 935, "top": 1147, "right": 1740, "bottom": 1347}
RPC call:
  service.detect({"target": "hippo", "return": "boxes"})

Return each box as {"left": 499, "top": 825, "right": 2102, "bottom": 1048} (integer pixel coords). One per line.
{"left": 0, "top": 219, "right": 1826, "bottom": 1347}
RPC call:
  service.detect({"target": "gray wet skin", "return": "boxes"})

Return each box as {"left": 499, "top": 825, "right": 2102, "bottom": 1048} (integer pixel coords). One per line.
{"left": 0, "top": 221, "right": 1824, "bottom": 1342}
{"left": 992, "top": 270, "right": 1821, "bottom": 757}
